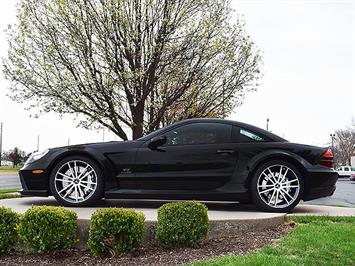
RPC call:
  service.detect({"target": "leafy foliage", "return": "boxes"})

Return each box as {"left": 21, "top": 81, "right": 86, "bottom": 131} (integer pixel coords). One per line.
{"left": 0, "top": 207, "right": 19, "bottom": 254}
{"left": 2, "top": 148, "right": 27, "bottom": 167}
{"left": 17, "top": 206, "right": 78, "bottom": 252}
{"left": 156, "top": 201, "right": 208, "bottom": 247}
{"left": 88, "top": 208, "right": 145, "bottom": 256}
{"left": 4, "top": 0, "right": 262, "bottom": 139}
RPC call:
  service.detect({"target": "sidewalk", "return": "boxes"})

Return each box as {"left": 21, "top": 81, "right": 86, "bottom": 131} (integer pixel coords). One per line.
{"left": 1, "top": 197, "right": 354, "bottom": 221}
{"left": 0, "top": 170, "right": 18, "bottom": 175}
{"left": 290, "top": 204, "right": 355, "bottom": 216}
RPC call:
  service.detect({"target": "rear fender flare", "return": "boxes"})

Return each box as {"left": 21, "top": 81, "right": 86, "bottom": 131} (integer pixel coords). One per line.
{"left": 244, "top": 149, "right": 310, "bottom": 189}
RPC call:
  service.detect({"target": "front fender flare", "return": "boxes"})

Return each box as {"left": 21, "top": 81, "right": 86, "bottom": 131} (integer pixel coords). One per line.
{"left": 46, "top": 148, "right": 116, "bottom": 189}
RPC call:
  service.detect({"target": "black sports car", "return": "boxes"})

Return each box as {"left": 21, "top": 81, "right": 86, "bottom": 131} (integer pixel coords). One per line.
{"left": 19, "top": 118, "right": 338, "bottom": 212}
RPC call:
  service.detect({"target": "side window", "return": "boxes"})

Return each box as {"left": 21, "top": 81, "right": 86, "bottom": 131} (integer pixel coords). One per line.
{"left": 164, "top": 123, "right": 232, "bottom": 146}
{"left": 344, "top": 167, "right": 350, "bottom": 171}
{"left": 232, "top": 126, "right": 268, "bottom": 143}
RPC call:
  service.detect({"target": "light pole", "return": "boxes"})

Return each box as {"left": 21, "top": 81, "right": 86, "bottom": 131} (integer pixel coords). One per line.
{"left": 266, "top": 118, "right": 270, "bottom": 131}
{"left": 0, "top": 122, "right": 3, "bottom": 166}
{"left": 330, "top": 133, "right": 335, "bottom": 151}
{"left": 37, "top": 135, "right": 40, "bottom": 151}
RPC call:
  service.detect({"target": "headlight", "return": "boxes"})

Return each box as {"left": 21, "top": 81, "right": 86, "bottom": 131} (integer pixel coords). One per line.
{"left": 25, "top": 149, "right": 49, "bottom": 165}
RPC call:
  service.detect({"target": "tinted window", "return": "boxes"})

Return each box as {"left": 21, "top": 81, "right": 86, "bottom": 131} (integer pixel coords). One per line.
{"left": 344, "top": 167, "right": 350, "bottom": 171}
{"left": 165, "top": 123, "right": 232, "bottom": 146}
{"left": 232, "top": 126, "right": 268, "bottom": 143}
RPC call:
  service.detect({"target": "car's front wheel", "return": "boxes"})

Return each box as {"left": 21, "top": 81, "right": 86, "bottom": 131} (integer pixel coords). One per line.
{"left": 50, "top": 156, "right": 104, "bottom": 207}
{"left": 251, "top": 160, "right": 304, "bottom": 212}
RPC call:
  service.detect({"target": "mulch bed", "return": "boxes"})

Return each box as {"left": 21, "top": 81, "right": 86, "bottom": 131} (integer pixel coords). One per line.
{"left": 0, "top": 223, "right": 295, "bottom": 266}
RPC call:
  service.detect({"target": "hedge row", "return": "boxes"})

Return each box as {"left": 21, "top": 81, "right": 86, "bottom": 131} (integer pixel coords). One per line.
{"left": 0, "top": 207, "right": 18, "bottom": 254}
{"left": 156, "top": 201, "right": 208, "bottom": 247}
{"left": 0, "top": 206, "right": 78, "bottom": 254}
{"left": 88, "top": 208, "right": 145, "bottom": 256}
{"left": 0, "top": 201, "right": 208, "bottom": 256}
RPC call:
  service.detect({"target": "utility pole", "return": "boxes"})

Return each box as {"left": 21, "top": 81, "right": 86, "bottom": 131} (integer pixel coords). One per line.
{"left": 266, "top": 118, "right": 270, "bottom": 131}
{"left": 330, "top": 133, "right": 335, "bottom": 151}
{"left": 37, "top": 135, "right": 40, "bottom": 151}
{"left": 102, "top": 128, "right": 105, "bottom": 142}
{"left": 0, "top": 122, "right": 3, "bottom": 166}
{"left": 67, "top": 138, "right": 70, "bottom": 146}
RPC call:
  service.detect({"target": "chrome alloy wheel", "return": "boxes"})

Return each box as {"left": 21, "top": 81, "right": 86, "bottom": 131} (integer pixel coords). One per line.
{"left": 257, "top": 164, "right": 300, "bottom": 209}
{"left": 54, "top": 160, "right": 97, "bottom": 203}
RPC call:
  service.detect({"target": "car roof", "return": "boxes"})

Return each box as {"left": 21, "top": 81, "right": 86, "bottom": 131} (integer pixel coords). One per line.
{"left": 139, "top": 118, "right": 287, "bottom": 142}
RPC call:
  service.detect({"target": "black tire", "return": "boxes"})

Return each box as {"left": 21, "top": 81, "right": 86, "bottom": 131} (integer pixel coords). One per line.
{"left": 49, "top": 155, "right": 104, "bottom": 207}
{"left": 250, "top": 160, "right": 304, "bottom": 212}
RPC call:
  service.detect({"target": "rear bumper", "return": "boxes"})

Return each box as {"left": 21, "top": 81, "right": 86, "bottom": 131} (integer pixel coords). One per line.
{"left": 303, "top": 168, "right": 338, "bottom": 201}
{"left": 338, "top": 174, "right": 351, "bottom": 178}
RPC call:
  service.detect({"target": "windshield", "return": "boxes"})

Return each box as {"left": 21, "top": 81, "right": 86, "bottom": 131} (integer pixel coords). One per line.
{"left": 138, "top": 123, "right": 178, "bottom": 141}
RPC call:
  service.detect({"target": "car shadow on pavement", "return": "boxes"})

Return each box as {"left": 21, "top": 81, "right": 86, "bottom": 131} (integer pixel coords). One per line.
{"left": 20, "top": 197, "right": 259, "bottom": 212}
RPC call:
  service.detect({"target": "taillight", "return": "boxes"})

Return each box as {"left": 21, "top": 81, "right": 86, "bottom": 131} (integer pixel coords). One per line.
{"left": 319, "top": 149, "right": 335, "bottom": 168}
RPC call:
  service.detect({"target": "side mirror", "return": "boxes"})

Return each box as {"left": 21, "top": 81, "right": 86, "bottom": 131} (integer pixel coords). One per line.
{"left": 148, "top": 135, "right": 167, "bottom": 149}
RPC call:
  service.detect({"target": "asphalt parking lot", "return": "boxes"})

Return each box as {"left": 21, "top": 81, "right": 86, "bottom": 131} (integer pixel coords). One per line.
{"left": 304, "top": 179, "right": 355, "bottom": 208}
{"left": 0, "top": 174, "right": 354, "bottom": 207}
{"left": 0, "top": 174, "right": 21, "bottom": 190}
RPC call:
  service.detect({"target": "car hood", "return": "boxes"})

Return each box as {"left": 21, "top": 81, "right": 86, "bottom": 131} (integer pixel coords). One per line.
{"left": 50, "top": 140, "right": 144, "bottom": 153}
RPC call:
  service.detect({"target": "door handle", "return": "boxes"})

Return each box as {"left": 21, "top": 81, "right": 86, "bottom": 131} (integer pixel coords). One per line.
{"left": 217, "top": 149, "right": 234, "bottom": 155}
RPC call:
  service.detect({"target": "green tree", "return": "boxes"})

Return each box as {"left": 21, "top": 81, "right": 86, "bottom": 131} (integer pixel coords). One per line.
{"left": 3, "top": 148, "right": 26, "bottom": 167}
{"left": 333, "top": 123, "right": 355, "bottom": 166}
{"left": 4, "top": 0, "right": 262, "bottom": 140}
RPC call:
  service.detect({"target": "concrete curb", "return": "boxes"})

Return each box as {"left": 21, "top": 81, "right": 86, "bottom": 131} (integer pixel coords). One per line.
{"left": 76, "top": 215, "right": 287, "bottom": 247}
{"left": 5, "top": 197, "right": 355, "bottom": 248}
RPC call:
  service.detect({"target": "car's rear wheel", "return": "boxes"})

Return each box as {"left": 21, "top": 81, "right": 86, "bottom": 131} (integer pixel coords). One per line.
{"left": 49, "top": 156, "right": 104, "bottom": 207}
{"left": 251, "top": 160, "right": 304, "bottom": 212}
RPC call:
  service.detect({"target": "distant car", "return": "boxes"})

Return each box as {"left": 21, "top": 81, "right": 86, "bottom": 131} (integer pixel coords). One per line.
{"left": 19, "top": 118, "right": 338, "bottom": 212}
{"left": 336, "top": 166, "right": 353, "bottom": 179}
{"left": 350, "top": 167, "right": 355, "bottom": 182}
{"left": 0, "top": 160, "right": 13, "bottom": 166}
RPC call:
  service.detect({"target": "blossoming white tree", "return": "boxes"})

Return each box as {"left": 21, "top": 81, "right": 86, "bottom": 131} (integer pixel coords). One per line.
{"left": 4, "top": 0, "right": 262, "bottom": 140}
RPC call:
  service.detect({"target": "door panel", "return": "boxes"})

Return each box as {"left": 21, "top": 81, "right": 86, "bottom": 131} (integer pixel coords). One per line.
{"left": 134, "top": 142, "right": 238, "bottom": 190}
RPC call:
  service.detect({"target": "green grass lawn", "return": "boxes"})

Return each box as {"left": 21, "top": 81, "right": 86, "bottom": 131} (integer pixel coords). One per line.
{"left": 0, "top": 165, "right": 21, "bottom": 170}
{"left": 187, "top": 216, "right": 355, "bottom": 266}
{"left": 0, "top": 193, "right": 19, "bottom": 199}
{"left": 0, "top": 188, "right": 19, "bottom": 193}
{"left": 0, "top": 188, "right": 20, "bottom": 199}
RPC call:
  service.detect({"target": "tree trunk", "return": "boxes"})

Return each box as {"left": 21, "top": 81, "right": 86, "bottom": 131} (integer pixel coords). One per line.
{"left": 132, "top": 102, "right": 145, "bottom": 139}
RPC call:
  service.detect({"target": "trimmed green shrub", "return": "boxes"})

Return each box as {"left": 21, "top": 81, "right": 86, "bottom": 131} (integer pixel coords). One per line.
{"left": 18, "top": 206, "right": 78, "bottom": 252}
{"left": 0, "top": 207, "right": 19, "bottom": 254}
{"left": 156, "top": 201, "right": 208, "bottom": 247}
{"left": 88, "top": 208, "right": 145, "bottom": 256}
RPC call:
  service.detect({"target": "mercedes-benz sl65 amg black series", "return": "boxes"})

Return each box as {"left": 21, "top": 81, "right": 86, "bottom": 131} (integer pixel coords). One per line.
{"left": 19, "top": 118, "right": 338, "bottom": 212}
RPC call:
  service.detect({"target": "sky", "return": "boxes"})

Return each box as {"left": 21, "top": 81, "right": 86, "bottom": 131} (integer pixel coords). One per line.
{"left": 0, "top": 0, "right": 354, "bottom": 153}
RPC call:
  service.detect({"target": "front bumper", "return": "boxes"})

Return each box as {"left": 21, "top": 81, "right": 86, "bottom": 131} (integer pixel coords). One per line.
{"left": 19, "top": 164, "right": 51, "bottom": 197}
{"left": 303, "top": 167, "right": 338, "bottom": 201}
